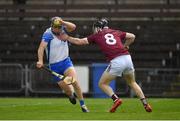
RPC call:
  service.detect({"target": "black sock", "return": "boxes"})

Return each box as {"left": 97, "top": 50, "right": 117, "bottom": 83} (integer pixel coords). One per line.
{"left": 140, "top": 98, "right": 148, "bottom": 105}
{"left": 111, "top": 94, "right": 119, "bottom": 102}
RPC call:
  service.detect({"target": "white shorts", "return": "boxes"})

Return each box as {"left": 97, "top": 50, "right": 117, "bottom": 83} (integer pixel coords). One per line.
{"left": 106, "top": 55, "right": 135, "bottom": 77}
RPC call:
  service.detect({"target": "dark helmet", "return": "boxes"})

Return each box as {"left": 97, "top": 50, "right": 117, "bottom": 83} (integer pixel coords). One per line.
{"left": 93, "top": 18, "right": 109, "bottom": 29}
{"left": 51, "top": 16, "right": 62, "bottom": 28}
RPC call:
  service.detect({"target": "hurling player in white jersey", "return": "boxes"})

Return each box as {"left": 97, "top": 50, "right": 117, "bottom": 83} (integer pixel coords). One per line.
{"left": 36, "top": 17, "right": 89, "bottom": 112}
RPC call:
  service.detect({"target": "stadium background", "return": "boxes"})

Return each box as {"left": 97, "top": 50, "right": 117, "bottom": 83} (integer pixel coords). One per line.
{"left": 0, "top": 0, "right": 179, "bottom": 99}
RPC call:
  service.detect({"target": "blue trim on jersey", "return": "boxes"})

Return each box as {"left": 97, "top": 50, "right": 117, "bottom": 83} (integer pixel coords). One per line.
{"left": 42, "top": 31, "right": 54, "bottom": 63}
{"left": 49, "top": 57, "right": 73, "bottom": 82}
{"left": 47, "top": 40, "right": 51, "bottom": 63}
{"left": 42, "top": 31, "right": 54, "bottom": 43}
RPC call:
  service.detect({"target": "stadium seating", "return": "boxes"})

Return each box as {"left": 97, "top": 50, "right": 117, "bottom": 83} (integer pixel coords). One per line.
{"left": 0, "top": 0, "right": 179, "bottom": 68}
{"left": 0, "top": 20, "right": 179, "bottom": 68}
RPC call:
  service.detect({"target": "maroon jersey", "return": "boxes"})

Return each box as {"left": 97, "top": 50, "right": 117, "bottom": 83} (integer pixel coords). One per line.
{"left": 87, "top": 28, "right": 129, "bottom": 62}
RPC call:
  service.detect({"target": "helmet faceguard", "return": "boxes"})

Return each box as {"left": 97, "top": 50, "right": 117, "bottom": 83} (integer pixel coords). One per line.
{"left": 51, "top": 16, "right": 63, "bottom": 35}
{"left": 92, "top": 18, "right": 109, "bottom": 33}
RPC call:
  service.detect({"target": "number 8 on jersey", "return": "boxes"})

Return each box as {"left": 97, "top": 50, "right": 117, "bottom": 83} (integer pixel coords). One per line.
{"left": 104, "top": 33, "right": 117, "bottom": 45}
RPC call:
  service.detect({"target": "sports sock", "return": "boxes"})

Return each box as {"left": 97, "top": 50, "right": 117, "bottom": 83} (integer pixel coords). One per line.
{"left": 140, "top": 98, "right": 148, "bottom": 105}
{"left": 111, "top": 94, "right": 119, "bottom": 102}
{"left": 79, "top": 100, "right": 85, "bottom": 106}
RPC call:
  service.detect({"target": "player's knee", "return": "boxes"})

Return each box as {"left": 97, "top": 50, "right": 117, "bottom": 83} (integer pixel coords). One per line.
{"left": 58, "top": 81, "right": 72, "bottom": 96}
{"left": 98, "top": 81, "right": 102, "bottom": 88}
{"left": 127, "top": 81, "right": 137, "bottom": 88}
{"left": 98, "top": 81, "right": 106, "bottom": 89}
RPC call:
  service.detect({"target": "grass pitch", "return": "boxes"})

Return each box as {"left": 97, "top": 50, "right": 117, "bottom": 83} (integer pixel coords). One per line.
{"left": 0, "top": 98, "right": 179, "bottom": 120}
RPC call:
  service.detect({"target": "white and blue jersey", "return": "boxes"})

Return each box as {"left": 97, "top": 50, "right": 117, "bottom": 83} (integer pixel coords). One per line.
{"left": 42, "top": 27, "right": 73, "bottom": 82}
{"left": 42, "top": 27, "right": 68, "bottom": 64}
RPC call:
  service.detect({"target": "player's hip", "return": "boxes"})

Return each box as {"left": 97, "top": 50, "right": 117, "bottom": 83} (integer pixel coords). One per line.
{"left": 106, "top": 55, "right": 135, "bottom": 77}
{"left": 49, "top": 57, "right": 74, "bottom": 82}
{"left": 49, "top": 57, "right": 73, "bottom": 74}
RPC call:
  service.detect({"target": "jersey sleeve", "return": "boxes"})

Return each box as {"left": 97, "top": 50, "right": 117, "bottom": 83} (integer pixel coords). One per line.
{"left": 119, "top": 31, "right": 126, "bottom": 40}
{"left": 87, "top": 34, "right": 95, "bottom": 43}
{"left": 42, "top": 31, "right": 54, "bottom": 43}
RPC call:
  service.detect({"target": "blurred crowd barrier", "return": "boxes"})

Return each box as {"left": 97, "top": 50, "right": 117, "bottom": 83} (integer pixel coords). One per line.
{"left": 0, "top": 63, "right": 179, "bottom": 98}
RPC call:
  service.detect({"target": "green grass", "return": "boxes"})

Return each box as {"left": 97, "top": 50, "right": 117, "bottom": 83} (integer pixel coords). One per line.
{"left": 0, "top": 98, "right": 179, "bottom": 120}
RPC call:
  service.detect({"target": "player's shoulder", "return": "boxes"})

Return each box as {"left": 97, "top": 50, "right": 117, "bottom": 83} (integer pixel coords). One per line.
{"left": 44, "top": 28, "right": 52, "bottom": 34}
{"left": 43, "top": 28, "right": 53, "bottom": 36}
{"left": 106, "top": 28, "right": 120, "bottom": 32}
{"left": 108, "top": 28, "right": 125, "bottom": 35}
{"left": 42, "top": 28, "right": 54, "bottom": 40}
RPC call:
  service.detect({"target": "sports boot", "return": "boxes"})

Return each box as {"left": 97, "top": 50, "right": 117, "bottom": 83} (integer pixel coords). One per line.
{"left": 144, "top": 104, "right": 152, "bottom": 112}
{"left": 109, "top": 98, "right": 122, "bottom": 113}
{"left": 81, "top": 105, "right": 90, "bottom": 112}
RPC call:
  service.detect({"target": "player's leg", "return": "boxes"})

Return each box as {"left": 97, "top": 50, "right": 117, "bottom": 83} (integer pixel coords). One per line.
{"left": 57, "top": 81, "right": 72, "bottom": 96}
{"left": 57, "top": 80, "right": 76, "bottom": 105}
{"left": 123, "top": 54, "right": 152, "bottom": 112}
{"left": 50, "top": 63, "right": 76, "bottom": 105}
{"left": 98, "top": 71, "right": 122, "bottom": 113}
{"left": 98, "top": 71, "right": 116, "bottom": 97}
{"left": 123, "top": 72, "right": 152, "bottom": 112}
{"left": 64, "top": 67, "right": 89, "bottom": 112}
{"left": 124, "top": 72, "right": 145, "bottom": 98}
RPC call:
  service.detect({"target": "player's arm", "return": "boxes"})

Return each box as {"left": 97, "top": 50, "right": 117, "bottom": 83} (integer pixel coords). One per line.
{"left": 124, "top": 32, "right": 135, "bottom": 50}
{"left": 67, "top": 36, "right": 89, "bottom": 45}
{"left": 37, "top": 41, "right": 48, "bottom": 68}
{"left": 61, "top": 20, "right": 76, "bottom": 32}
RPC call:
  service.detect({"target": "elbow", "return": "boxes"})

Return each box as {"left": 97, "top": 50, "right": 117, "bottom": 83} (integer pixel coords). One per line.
{"left": 73, "top": 24, "right": 76, "bottom": 30}
{"left": 132, "top": 34, "right": 136, "bottom": 39}
{"left": 126, "top": 33, "right": 135, "bottom": 43}
{"left": 131, "top": 34, "right": 135, "bottom": 43}
{"left": 71, "top": 24, "right": 76, "bottom": 31}
{"left": 67, "top": 24, "right": 76, "bottom": 32}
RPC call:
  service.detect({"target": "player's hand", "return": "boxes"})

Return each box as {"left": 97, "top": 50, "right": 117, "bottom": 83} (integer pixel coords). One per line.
{"left": 57, "top": 18, "right": 66, "bottom": 26}
{"left": 36, "top": 61, "right": 44, "bottom": 69}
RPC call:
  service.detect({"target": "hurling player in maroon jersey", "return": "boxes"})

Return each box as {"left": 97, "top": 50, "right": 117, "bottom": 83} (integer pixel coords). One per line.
{"left": 65, "top": 18, "right": 152, "bottom": 113}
